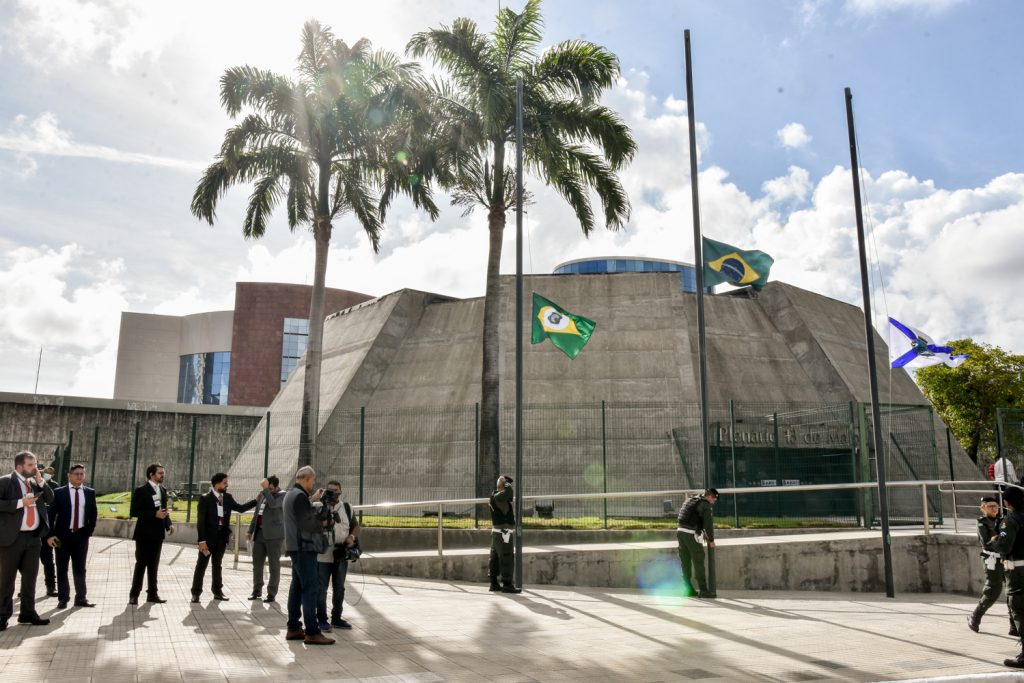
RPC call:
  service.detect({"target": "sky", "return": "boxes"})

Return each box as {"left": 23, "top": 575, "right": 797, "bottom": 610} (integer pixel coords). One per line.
{"left": 1, "top": 0, "right": 1022, "bottom": 399}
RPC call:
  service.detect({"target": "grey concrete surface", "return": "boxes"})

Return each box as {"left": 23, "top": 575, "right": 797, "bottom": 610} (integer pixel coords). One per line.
{"left": 1, "top": 536, "right": 1021, "bottom": 682}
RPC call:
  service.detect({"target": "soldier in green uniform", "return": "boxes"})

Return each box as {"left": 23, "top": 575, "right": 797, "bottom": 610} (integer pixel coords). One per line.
{"left": 968, "top": 496, "right": 1018, "bottom": 635}
{"left": 488, "top": 475, "right": 521, "bottom": 594}
{"left": 676, "top": 488, "right": 719, "bottom": 599}
{"left": 988, "top": 486, "right": 1024, "bottom": 668}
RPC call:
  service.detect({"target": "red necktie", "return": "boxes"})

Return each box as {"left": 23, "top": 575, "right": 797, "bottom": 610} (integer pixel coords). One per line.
{"left": 72, "top": 487, "right": 80, "bottom": 531}
{"left": 21, "top": 478, "right": 35, "bottom": 527}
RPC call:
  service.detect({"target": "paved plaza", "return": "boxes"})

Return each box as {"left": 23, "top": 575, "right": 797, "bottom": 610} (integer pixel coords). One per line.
{"left": 1, "top": 537, "right": 1022, "bottom": 682}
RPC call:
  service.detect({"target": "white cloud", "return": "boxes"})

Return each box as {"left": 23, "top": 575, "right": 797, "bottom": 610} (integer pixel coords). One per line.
{"left": 777, "top": 122, "right": 813, "bottom": 149}
{"left": 844, "top": 0, "right": 967, "bottom": 16}
{"left": 0, "top": 244, "right": 128, "bottom": 396}
{"left": 0, "top": 112, "right": 204, "bottom": 172}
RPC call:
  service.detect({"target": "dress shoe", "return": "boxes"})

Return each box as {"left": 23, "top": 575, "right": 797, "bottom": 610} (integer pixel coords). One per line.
{"left": 0, "top": 618, "right": 8, "bottom": 631}
{"left": 318, "top": 620, "right": 332, "bottom": 633}
{"left": 128, "top": 596, "right": 138, "bottom": 605}
{"left": 74, "top": 600, "right": 96, "bottom": 608}
{"left": 190, "top": 596, "right": 200, "bottom": 604}
{"left": 18, "top": 614, "right": 50, "bottom": 625}
{"left": 263, "top": 595, "right": 275, "bottom": 603}
{"left": 489, "top": 582, "right": 500, "bottom": 592}
{"left": 304, "top": 632, "right": 335, "bottom": 645}
{"left": 1004, "top": 655, "right": 1024, "bottom": 668}
{"left": 285, "top": 629, "right": 305, "bottom": 641}
{"left": 146, "top": 596, "right": 167, "bottom": 604}
{"left": 57, "top": 601, "right": 68, "bottom": 609}
{"left": 500, "top": 584, "right": 522, "bottom": 594}
{"left": 213, "top": 594, "right": 229, "bottom": 601}
{"left": 330, "top": 617, "right": 352, "bottom": 630}
{"left": 967, "top": 614, "right": 981, "bottom": 632}
{"left": 248, "top": 593, "right": 261, "bottom": 600}
{"left": 46, "top": 588, "right": 58, "bottom": 597}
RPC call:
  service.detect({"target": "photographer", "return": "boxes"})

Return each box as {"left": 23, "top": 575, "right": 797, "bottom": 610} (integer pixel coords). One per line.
{"left": 283, "top": 466, "right": 333, "bottom": 645}
{"left": 488, "top": 474, "right": 521, "bottom": 594}
{"left": 314, "top": 480, "right": 360, "bottom": 632}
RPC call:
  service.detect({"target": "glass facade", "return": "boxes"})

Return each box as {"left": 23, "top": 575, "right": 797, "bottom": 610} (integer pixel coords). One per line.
{"left": 552, "top": 258, "right": 701, "bottom": 292}
{"left": 281, "top": 317, "right": 310, "bottom": 385}
{"left": 177, "top": 352, "right": 231, "bottom": 405}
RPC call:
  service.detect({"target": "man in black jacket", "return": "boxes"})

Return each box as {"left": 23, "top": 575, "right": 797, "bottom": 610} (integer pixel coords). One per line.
{"left": 190, "top": 472, "right": 258, "bottom": 602}
{"left": 488, "top": 475, "right": 520, "bottom": 594}
{"left": 677, "top": 488, "right": 718, "bottom": 599}
{"left": 284, "top": 466, "right": 332, "bottom": 645}
{"left": 0, "top": 450, "right": 55, "bottom": 631}
{"left": 47, "top": 463, "right": 98, "bottom": 609}
{"left": 129, "top": 463, "right": 174, "bottom": 605}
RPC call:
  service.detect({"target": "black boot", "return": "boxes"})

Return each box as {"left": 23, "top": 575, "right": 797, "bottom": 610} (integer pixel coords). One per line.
{"left": 501, "top": 582, "right": 522, "bottom": 594}
{"left": 489, "top": 580, "right": 500, "bottom": 592}
{"left": 1003, "top": 654, "right": 1024, "bottom": 668}
{"left": 967, "top": 613, "right": 981, "bottom": 633}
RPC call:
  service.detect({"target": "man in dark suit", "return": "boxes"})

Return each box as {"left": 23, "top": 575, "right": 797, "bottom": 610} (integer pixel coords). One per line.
{"left": 129, "top": 462, "right": 174, "bottom": 605}
{"left": 190, "top": 472, "right": 257, "bottom": 602}
{"left": 246, "top": 476, "right": 286, "bottom": 602}
{"left": 38, "top": 465, "right": 58, "bottom": 598}
{"left": 0, "top": 450, "right": 55, "bottom": 631}
{"left": 47, "top": 463, "right": 98, "bottom": 609}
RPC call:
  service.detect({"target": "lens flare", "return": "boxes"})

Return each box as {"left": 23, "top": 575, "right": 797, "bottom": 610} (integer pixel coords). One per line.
{"left": 583, "top": 463, "right": 604, "bottom": 488}
{"left": 634, "top": 556, "right": 691, "bottom": 604}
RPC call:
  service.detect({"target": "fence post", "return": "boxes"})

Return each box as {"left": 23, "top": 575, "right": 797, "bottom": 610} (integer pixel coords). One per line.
{"left": 358, "top": 406, "right": 365, "bottom": 526}
{"left": 773, "top": 413, "right": 781, "bottom": 521}
{"left": 928, "top": 405, "right": 942, "bottom": 524}
{"left": 946, "top": 428, "right": 955, "bottom": 481}
{"left": 129, "top": 422, "right": 140, "bottom": 493}
{"left": 856, "top": 403, "right": 874, "bottom": 529}
{"left": 997, "top": 407, "right": 1005, "bottom": 461}
{"left": 848, "top": 402, "right": 862, "bottom": 527}
{"left": 601, "top": 400, "right": 608, "bottom": 530}
{"left": 729, "top": 400, "right": 739, "bottom": 529}
{"left": 921, "top": 484, "right": 930, "bottom": 535}
{"left": 474, "top": 402, "right": 480, "bottom": 529}
{"left": 263, "top": 411, "right": 271, "bottom": 479}
{"left": 186, "top": 416, "right": 197, "bottom": 524}
{"left": 90, "top": 425, "right": 99, "bottom": 489}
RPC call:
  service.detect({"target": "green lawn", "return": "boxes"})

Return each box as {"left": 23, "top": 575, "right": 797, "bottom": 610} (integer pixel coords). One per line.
{"left": 96, "top": 492, "right": 856, "bottom": 530}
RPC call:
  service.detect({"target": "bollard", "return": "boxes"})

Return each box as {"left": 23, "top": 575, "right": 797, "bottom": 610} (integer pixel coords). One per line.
{"left": 921, "top": 483, "right": 930, "bottom": 535}
{"left": 437, "top": 503, "right": 444, "bottom": 558}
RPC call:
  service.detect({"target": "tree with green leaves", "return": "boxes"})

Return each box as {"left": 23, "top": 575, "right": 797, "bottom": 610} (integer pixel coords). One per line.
{"left": 192, "top": 21, "right": 438, "bottom": 467}
{"left": 917, "top": 338, "right": 1024, "bottom": 463}
{"left": 408, "top": 0, "right": 636, "bottom": 496}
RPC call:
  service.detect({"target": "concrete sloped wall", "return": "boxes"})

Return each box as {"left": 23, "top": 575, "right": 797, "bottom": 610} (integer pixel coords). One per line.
{"left": 226, "top": 275, "right": 976, "bottom": 511}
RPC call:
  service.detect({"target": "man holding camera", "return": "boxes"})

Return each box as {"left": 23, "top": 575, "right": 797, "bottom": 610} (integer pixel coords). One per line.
{"left": 191, "top": 473, "right": 258, "bottom": 603}
{"left": 283, "top": 466, "right": 333, "bottom": 645}
{"left": 489, "top": 474, "right": 521, "bottom": 594}
{"left": 315, "top": 480, "right": 360, "bottom": 632}
{"left": 247, "top": 476, "right": 285, "bottom": 603}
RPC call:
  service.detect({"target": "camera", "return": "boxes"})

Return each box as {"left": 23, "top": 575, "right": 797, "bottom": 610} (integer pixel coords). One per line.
{"left": 345, "top": 538, "right": 362, "bottom": 562}
{"left": 320, "top": 488, "right": 338, "bottom": 507}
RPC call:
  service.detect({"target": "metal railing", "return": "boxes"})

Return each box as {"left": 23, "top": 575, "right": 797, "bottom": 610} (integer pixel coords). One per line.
{"left": 350, "top": 479, "right": 946, "bottom": 558}
{"left": 936, "top": 480, "right": 1024, "bottom": 534}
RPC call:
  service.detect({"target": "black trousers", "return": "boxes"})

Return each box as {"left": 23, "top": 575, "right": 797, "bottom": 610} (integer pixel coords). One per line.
{"left": 56, "top": 533, "right": 90, "bottom": 603}
{"left": 130, "top": 538, "right": 163, "bottom": 598}
{"left": 0, "top": 532, "right": 42, "bottom": 620}
{"left": 39, "top": 539, "right": 55, "bottom": 589}
{"left": 191, "top": 529, "right": 229, "bottom": 597}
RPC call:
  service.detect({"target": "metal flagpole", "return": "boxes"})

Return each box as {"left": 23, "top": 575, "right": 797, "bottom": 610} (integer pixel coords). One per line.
{"left": 514, "top": 76, "right": 525, "bottom": 590}
{"left": 684, "top": 29, "right": 715, "bottom": 596}
{"left": 845, "top": 86, "right": 895, "bottom": 599}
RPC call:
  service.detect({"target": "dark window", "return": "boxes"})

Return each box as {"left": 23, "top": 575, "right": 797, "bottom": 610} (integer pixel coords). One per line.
{"left": 281, "top": 317, "right": 309, "bottom": 385}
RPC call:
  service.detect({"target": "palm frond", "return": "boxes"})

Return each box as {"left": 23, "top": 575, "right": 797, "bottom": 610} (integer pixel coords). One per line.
{"left": 190, "top": 160, "right": 234, "bottom": 225}
{"left": 494, "top": 0, "right": 543, "bottom": 71}
{"left": 220, "top": 66, "right": 295, "bottom": 119}
{"left": 532, "top": 40, "right": 620, "bottom": 104}
{"left": 297, "top": 20, "right": 335, "bottom": 82}
{"left": 529, "top": 99, "right": 636, "bottom": 169}
{"left": 243, "top": 174, "right": 284, "bottom": 239}
{"left": 333, "top": 165, "right": 383, "bottom": 252}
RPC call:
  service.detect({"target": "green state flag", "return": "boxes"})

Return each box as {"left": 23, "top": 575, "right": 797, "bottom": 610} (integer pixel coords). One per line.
{"left": 531, "top": 293, "right": 596, "bottom": 359}
{"left": 702, "top": 236, "right": 774, "bottom": 289}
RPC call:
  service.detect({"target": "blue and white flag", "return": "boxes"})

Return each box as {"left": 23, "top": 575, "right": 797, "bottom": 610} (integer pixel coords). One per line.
{"left": 888, "top": 317, "right": 968, "bottom": 370}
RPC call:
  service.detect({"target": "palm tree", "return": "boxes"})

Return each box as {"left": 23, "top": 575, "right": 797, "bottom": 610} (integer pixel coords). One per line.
{"left": 408, "top": 0, "right": 636, "bottom": 497}
{"left": 192, "top": 21, "right": 438, "bottom": 467}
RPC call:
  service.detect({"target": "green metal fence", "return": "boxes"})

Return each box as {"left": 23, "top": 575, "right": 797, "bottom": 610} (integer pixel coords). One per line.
{"left": 0, "top": 400, "right": 977, "bottom": 529}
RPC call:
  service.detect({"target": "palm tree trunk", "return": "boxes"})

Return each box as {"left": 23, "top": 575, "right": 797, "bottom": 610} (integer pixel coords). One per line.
{"left": 299, "top": 226, "right": 330, "bottom": 469}
{"left": 479, "top": 143, "right": 508, "bottom": 500}
{"left": 479, "top": 206, "right": 505, "bottom": 498}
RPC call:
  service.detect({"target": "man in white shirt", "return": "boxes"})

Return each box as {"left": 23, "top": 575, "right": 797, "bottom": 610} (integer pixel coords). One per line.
{"left": 0, "top": 451, "right": 55, "bottom": 630}
{"left": 995, "top": 456, "right": 1019, "bottom": 486}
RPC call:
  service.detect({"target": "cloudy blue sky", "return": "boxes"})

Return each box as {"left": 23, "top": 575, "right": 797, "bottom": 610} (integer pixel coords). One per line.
{"left": 1, "top": 0, "right": 1022, "bottom": 398}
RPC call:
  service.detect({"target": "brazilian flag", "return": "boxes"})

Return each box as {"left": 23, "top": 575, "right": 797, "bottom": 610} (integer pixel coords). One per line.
{"left": 531, "top": 294, "right": 596, "bottom": 359}
{"left": 702, "top": 236, "right": 774, "bottom": 290}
